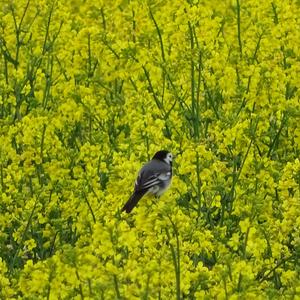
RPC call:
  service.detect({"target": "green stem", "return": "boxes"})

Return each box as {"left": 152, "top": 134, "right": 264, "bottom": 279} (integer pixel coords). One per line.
{"left": 166, "top": 218, "right": 181, "bottom": 300}
{"left": 87, "top": 33, "right": 92, "bottom": 82}
{"left": 243, "top": 227, "right": 250, "bottom": 258}
{"left": 132, "top": 8, "right": 136, "bottom": 43}
{"left": 271, "top": 2, "right": 279, "bottom": 25}
{"left": 83, "top": 192, "right": 96, "bottom": 224}
{"left": 0, "top": 164, "right": 4, "bottom": 192}
{"left": 236, "top": 0, "right": 242, "bottom": 57}
{"left": 142, "top": 274, "right": 150, "bottom": 300}
{"left": 196, "top": 153, "right": 202, "bottom": 219}
{"left": 149, "top": 8, "right": 165, "bottom": 62}
{"left": 42, "top": 54, "right": 53, "bottom": 108}
{"left": 100, "top": 7, "right": 106, "bottom": 30}
{"left": 188, "top": 22, "right": 200, "bottom": 140}
{"left": 223, "top": 276, "right": 229, "bottom": 300}
{"left": 237, "top": 273, "right": 243, "bottom": 292}
{"left": 10, "top": 195, "right": 39, "bottom": 271}
{"left": 43, "top": 1, "right": 55, "bottom": 55}
{"left": 113, "top": 274, "right": 121, "bottom": 299}
{"left": 75, "top": 269, "right": 84, "bottom": 300}
{"left": 258, "top": 256, "right": 293, "bottom": 282}
{"left": 229, "top": 139, "right": 253, "bottom": 213}
{"left": 40, "top": 124, "right": 47, "bottom": 162}
{"left": 267, "top": 113, "right": 287, "bottom": 158}
{"left": 142, "top": 66, "right": 164, "bottom": 112}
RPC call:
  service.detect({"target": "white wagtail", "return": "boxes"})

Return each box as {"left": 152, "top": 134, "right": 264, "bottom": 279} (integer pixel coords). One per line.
{"left": 122, "top": 150, "right": 173, "bottom": 213}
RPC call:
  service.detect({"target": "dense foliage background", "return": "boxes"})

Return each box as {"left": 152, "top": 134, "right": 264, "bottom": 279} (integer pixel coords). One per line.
{"left": 0, "top": 0, "right": 300, "bottom": 298}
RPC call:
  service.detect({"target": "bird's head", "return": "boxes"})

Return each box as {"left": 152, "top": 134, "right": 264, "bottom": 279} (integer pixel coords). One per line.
{"left": 152, "top": 150, "right": 173, "bottom": 165}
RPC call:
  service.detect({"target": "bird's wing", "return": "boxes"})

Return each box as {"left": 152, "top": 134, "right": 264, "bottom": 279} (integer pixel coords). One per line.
{"left": 135, "top": 160, "right": 171, "bottom": 191}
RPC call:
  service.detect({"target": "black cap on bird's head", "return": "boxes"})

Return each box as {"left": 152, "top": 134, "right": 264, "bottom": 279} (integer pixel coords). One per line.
{"left": 152, "top": 150, "right": 173, "bottom": 164}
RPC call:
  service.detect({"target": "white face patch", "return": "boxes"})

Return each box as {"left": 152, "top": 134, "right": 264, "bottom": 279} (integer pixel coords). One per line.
{"left": 164, "top": 153, "right": 173, "bottom": 164}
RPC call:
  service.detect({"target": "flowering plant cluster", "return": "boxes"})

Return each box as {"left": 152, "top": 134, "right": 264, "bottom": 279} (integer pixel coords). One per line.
{"left": 0, "top": 0, "right": 299, "bottom": 298}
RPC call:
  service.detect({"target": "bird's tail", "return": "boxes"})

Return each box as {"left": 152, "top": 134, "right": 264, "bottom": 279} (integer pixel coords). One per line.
{"left": 122, "top": 190, "right": 147, "bottom": 213}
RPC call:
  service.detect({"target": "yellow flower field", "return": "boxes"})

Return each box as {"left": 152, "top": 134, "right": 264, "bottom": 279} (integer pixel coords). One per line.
{"left": 0, "top": 0, "right": 300, "bottom": 298}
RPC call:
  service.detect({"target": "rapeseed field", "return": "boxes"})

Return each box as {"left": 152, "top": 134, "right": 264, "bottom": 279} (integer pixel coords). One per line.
{"left": 0, "top": 0, "right": 299, "bottom": 298}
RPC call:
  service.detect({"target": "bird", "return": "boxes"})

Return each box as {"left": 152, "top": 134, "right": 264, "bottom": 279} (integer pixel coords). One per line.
{"left": 122, "top": 150, "right": 173, "bottom": 213}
